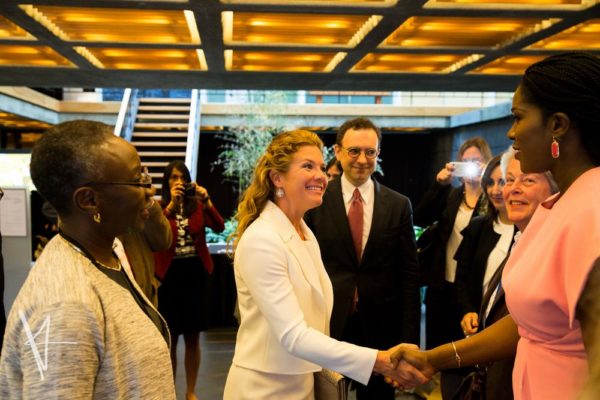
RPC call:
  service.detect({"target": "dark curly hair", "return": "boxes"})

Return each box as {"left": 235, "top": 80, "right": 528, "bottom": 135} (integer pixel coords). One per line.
{"left": 520, "top": 52, "right": 600, "bottom": 164}
{"left": 30, "top": 120, "right": 114, "bottom": 215}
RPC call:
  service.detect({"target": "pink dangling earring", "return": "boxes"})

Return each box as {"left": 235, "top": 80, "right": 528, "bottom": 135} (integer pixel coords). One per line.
{"left": 551, "top": 137, "right": 560, "bottom": 159}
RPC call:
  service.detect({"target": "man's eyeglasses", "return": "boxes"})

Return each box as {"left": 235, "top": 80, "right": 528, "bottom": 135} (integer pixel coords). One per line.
{"left": 83, "top": 167, "right": 153, "bottom": 189}
{"left": 340, "top": 147, "right": 379, "bottom": 159}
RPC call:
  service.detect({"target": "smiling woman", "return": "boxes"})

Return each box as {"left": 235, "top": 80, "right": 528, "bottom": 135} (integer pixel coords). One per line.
{"left": 0, "top": 120, "right": 175, "bottom": 399}
{"left": 224, "top": 129, "right": 420, "bottom": 400}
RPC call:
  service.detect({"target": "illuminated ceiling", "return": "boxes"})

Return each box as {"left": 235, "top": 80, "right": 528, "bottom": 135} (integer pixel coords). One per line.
{"left": 0, "top": 0, "right": 598, "bottom": 91}
{"left": 0, "top": 111, "right": 51, "bottom": 134}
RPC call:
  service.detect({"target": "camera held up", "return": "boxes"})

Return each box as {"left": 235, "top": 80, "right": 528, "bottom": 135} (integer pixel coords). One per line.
{"left": 183, "top": 183, "right": 196, "bottom": 197}
{"left": 451, "top": 161, "right": 481, "bottom": 178}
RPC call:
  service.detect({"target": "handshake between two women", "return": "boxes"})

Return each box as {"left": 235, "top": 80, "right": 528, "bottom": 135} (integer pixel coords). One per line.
{"left": 374, "top": 344, "right": 435, "bottom": 391}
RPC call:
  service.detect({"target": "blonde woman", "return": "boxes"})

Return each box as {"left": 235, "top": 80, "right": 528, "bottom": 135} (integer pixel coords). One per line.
{"left": 223, "top": 130, "right": 423, "bottom": 399}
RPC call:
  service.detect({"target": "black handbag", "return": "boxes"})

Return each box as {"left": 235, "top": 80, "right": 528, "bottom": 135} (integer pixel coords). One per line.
{"left": 451, "top": 366, "right": 487, "bottom": 400}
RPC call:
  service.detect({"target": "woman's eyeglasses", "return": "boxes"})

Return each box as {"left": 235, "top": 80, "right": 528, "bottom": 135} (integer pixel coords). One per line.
{"left": 83, "top": 167, "right": 153, "bottom": 189}
{"left": 340, "top": 147, "right": 379, "bottom": 159}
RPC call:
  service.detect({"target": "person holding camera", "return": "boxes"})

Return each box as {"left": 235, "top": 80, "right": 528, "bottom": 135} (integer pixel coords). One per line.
{"left": 414, "top": 137, "right": 491, "bottom": 398}
{"left": 154, "top": 160, "right": 225, "bottom": 400}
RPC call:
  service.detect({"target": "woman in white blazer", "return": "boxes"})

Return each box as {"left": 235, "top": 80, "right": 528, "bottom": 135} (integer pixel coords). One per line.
{"left": 223, "top": 130, "right": 422, "bottom": 399}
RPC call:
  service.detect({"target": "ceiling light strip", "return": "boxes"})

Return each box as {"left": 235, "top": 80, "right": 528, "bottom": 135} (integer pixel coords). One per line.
{"left": 74, "top": 46, "right": 104, "bottom": 68}
{"left": 221, "top": 0, "right": 398, "bottom": 6}
{"left": 441, "top": 54, "right": 483, "bottom": 73}
{"left": 20, "top": 5, "right": 71, "bottom": 41}
{"left": 222, "top": 11, "right": 234, "bottom": 44}
{"left": 224, "top": 49, "right": 233, "bottom": 70}
{"left": 347, "top": 15, "right": 382, "bottom": 47}
{"left": 494, "top": 18, "right": 561, "bottom": 50}
{"left": 184, "top": 10, "right": 201, "bottom": 44}
{"left": 196, "top": 49, "right": 207, "bottom": 70}
{"left": 423, "top": 0, "right": 598, "bottom": 11}
{"left": 324, "top": 52, "right": 347, "bottom": 72}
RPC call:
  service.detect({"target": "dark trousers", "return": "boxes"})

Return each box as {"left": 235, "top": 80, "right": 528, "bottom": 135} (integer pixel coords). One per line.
{"left": 425, "top": 282, "right": 463, "bottom": 349}
{"left": 342, "top": 311, "right": 395, "bottom": 400}
{"left": 426, "top": 283, "right": 470, "bottom": 399}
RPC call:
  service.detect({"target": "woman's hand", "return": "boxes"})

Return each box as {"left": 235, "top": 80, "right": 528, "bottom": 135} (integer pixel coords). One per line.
{"left": 461, "top": 312, "right": 479, "bottom": 336}
{"left": 169, "top": 181, "right": 185, "bottom": 207}
{"left": 194, "top": 184, "right": 210, "bottom": 202}
{"left": 376, "top": 344, "right": 430, "bottom": 390}
{"left": 436, "top": 163, "right": 455, "bottom": 185}
{"left": 385, "top": 344, "right": 435, "bottom": 389}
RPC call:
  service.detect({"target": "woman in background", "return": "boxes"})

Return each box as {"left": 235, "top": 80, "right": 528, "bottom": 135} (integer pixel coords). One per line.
{"left": 155, "top": 160, "right": 224, "bottom": 400}
{"left": 325, "top": 157, "right": 342, "bottom": 181}
{"left": 455, "top": 154, "right": 516, "bottom": 338}
{"left": 414, "top": 137, "right": 492, "bottom": 397}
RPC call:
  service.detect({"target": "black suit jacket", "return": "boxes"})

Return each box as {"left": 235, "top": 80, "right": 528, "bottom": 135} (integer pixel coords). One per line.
{"left": 478, "top": 258, "right": 515, "bottom": 400}
{"left": 454, "top": 215, "right": 516, "bottom": 317}
{"left": 305, "top": 177, "right": 421, "bottom": 347}
{"left": 414, "top": 182, "right": 486, "bottom": 289}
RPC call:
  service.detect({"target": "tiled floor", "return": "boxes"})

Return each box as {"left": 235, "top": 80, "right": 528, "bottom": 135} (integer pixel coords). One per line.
{"left": 172, "top": 328, "right": 441, "bottom": 400}
{"left": 172, "top": 328, "right": 236, "bottom": 400}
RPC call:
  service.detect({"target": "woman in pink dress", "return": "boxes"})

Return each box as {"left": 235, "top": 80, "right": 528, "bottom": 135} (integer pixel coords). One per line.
{"left": 391, "top": 52, "right": 600, "bottom": 400}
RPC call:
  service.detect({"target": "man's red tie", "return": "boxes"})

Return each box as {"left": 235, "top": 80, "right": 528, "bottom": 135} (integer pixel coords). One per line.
{"left": 348, "top": 188, "right": 364, "bottom": 261}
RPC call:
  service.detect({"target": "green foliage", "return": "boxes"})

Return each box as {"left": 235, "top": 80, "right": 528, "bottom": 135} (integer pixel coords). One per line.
{"left": 205, "top": 217, "right": 238, "bottom": 244}
{"left": 323, "top": 145, "right": 336, "bottom": 165}
{"left": 212, "top": 91, "right": 289, "bottom": 194}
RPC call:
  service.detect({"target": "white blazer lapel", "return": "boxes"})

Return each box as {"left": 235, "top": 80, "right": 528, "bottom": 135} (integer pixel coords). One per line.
{"left": 263, "top": 202, "right": 326, "bottom": 307}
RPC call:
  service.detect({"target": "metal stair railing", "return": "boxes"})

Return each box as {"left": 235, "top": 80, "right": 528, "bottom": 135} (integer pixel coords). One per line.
{"left": 113, "top": 88, "right": 139, "bottom": 141}
{"left": 185, "top": 88, "right": 201, "bottom": 182}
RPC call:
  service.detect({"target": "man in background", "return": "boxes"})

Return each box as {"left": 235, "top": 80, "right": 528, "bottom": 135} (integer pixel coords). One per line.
{"left": 305, "top": 118, "right": 421, "bottom": 399}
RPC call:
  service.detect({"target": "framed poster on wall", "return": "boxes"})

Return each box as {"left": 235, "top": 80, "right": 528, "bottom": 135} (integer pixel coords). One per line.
{"left": 0, "top": 188, "right": 28, "bottom": 237}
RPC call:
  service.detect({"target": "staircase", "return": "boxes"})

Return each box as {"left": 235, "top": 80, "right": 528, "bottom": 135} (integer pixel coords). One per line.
{"left": 130, "top": 97, "right": 191, "bottom": 197}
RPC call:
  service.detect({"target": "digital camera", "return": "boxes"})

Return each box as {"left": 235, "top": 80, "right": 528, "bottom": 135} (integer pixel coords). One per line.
{"left": 451, "top": 161, "right": 481, "bottom": 178}
{"left": 183, "top": 183, "right": 196, "bottom": 197}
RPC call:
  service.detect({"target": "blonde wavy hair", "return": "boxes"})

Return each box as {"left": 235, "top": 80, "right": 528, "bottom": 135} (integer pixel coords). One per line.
{"left": 229, "top": 129, "right": 323, "bottom": 253}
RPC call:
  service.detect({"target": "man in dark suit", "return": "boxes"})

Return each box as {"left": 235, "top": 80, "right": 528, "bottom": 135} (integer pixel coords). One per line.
{"left": 305, "top": 118, "right": 420, "bottom": 399}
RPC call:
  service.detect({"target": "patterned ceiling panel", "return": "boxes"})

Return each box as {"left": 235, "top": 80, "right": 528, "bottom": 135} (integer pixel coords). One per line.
{"left": 0, "top": 0, "right": 596, "bottom": 89}
{"left": 353, "top": 53, "right": 476, "bottom": 72}
{"left": 381, "top": 17, "right": 551, "bottom": 48}
{"left": 224, "top": 12, "right": 380, "bottom": 47}
{"left": 469, "top": 54, "right": 547, "bottom": 74}
{"left": 19, "top": 6, "right": 200, "bottom": 44}
{"left": 527, "top": 18, "right": 600, "bottom": 49}
{"left": 76, "top": 47, "right": 206, "bottom": 70}
{"left": 0, "top": 44, "right": 73, "bottom": 67}
{"left": 228, "top": 50, "right": 342, "bottom": 71}
{"left": 0, "top": 15, "right": 35, "bottom": 40}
